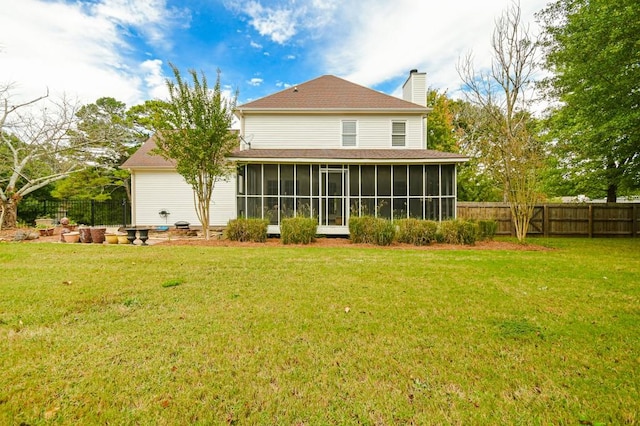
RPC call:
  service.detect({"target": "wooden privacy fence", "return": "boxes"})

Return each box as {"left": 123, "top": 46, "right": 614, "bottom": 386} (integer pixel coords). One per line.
{"left": 457, "top": 202, "right": 640, "bottom": 238}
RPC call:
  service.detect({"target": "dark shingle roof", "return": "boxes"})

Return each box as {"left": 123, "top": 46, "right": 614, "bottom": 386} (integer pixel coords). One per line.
{"left": 237, "top": 75, "right": 428, "bottom": 113}
{"left": 123, "top": 138, "right": 467, "bottom": 169}
{"left": 229, "top": 148, "right": 467, "bottom": 163}
{"left": 121, "top": 135, "right": 175, "bottom": 169}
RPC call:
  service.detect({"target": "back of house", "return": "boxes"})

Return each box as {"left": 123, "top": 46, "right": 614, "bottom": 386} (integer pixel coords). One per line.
{"left": 122, "top": 70, "right": 467, "bottom": 234}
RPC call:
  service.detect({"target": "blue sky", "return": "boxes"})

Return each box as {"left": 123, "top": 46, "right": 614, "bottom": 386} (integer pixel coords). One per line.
{"left": 0, "top": 0, "right": 548, "bottom": 107}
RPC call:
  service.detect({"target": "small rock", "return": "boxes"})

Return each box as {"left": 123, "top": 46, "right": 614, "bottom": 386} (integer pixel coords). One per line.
{"left": 14, "top": 230, "right": 40, "bottom": 241}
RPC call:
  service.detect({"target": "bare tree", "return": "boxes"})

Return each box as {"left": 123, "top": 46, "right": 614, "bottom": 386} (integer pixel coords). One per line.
{"left": 457, "top": 2, "right": 544, "bottom": 242}
{"left": 0, "top": 84, "right": 84, "bottom": 229}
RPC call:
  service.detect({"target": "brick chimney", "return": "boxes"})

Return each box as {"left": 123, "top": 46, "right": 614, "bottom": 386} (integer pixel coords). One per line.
{"left": 402, "top": 69, "right": 426, "bottom": 106}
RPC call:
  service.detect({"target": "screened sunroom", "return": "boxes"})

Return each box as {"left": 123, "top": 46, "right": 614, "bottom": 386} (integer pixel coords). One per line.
{"left": 233, "top": 150, "right": 466, "bottom": 235}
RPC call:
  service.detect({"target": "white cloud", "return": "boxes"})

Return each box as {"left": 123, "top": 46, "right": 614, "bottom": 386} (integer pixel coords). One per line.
{"left": 90, "top": 0, "right": 190, "bottom": 49}
{"left": 229, "top": 0, "right": 339, "bottom": 44}
{"left": 248, "top": 78, "right": 264, "bottom": 86}
{"left": 319, "top": 0, "right": 547, "bottom": 97}
{"left": 140, "top": 59, "right": 168, "bottom": 100}
{"left": 0, "top": 0, "right": 186, "bottom": 106}
{"left": 243, "top": 1, "right": 297, "bottom": 44}
{"left": 0, "top": 0, "right": 550, "bottom": 113}
{"left": 226, "top": 0, "right": 549, "bottom": 102}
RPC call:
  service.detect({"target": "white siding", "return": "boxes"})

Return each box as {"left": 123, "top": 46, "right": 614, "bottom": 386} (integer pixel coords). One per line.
{"left": 131, "top": 170, "right": 236, "bottom": 227}
{"left": 244, "top": 114, "right": 425, "bottom": 149}
{"left": 402, "top": 72, "right": 426, "bottom": 106}
{"left": 406, "top": 116, "right": 426, "bottom": 149}
{"left": 244, "top": 115, "right": 338, "bottom": 148}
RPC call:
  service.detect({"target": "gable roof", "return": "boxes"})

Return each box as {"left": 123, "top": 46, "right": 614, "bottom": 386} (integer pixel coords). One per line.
{"left": 236, "top": 75, "right": 429, "bottom": 114}
{"left": 121, "top": 134, "right": 175, "bottom": 169}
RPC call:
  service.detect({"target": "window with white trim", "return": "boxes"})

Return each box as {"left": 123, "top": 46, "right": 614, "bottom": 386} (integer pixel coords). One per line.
{"left": 342, "top": 120, "right": 357, "bottom": 147}
{"left": 392, "top": 121, "right": 406, "bottom": 147}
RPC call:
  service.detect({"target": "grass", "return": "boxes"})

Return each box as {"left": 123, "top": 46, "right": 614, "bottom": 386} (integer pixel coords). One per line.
{"left": 0, "top": 238, "right": 638, "bottom": 425}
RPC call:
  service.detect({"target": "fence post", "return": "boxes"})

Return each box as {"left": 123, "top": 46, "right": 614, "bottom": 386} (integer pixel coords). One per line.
{"left": 91, "top": 200, "right": 95, "bottom": 227}
{"left": 122, "top": 199, "right": 127, "bottom": 228}
{"left": 633, "top": 204, "right": 638, "bottom": 238}
{"left": 543, "top": 205, "right": 549, "bottom": 237}
{"left": 588, "top": 205, "right": 593, "bottom": 238}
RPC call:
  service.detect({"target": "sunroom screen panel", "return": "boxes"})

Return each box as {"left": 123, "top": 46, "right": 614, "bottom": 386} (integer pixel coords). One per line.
{"left": 377, "top": 166, "right": 391, "bottom": 196}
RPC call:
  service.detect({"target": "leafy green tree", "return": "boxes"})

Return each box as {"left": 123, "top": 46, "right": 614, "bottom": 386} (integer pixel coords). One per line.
{"left": 426, "top": 89, "right": 458, "bottom": 152}
{"left": 53, "top": 97, "right": 146, "bottom": 202}
{"left": 456, "top": 162, "right": 503, "bottom": 202}
{"left": 538, "top": 0, "right": 640, "bottom": 201}
{"left": 458, "top": 2, "right": 545, "bottom": 241}
{"left": 151, "top": 64, "right": 238, "bottom": 240}
{"left": 51, "top": 168, "right": 131, "bottom": 202}
{"left": 127, "top": 99, "right": 171, "bottom": 134}
{"left": 424, "top": 90, "right": 501, "bottom": 201}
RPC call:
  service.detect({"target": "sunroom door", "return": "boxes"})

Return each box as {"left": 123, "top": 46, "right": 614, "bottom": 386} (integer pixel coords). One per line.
{"left": 320, "top": 168, "right": 348, "bottom": 227}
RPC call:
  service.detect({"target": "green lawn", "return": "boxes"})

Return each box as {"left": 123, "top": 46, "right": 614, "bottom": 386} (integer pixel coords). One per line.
{"left": 1, "top": 239, "right": 638, "bottom": 425}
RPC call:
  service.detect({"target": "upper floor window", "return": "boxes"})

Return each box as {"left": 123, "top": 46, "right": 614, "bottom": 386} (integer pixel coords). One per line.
{"left": 342, "top": 120, "right": 357, "bottom": 147}
{"left": 392, "top": 121, "right": 406, "bottom": 147}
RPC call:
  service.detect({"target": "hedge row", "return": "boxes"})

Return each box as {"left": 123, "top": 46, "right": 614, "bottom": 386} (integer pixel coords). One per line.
{"left": 227, "top": 217, "right": 497, "bottom": 246}
{"left": 351, "top": 217, "right": 498, "bottom": 246}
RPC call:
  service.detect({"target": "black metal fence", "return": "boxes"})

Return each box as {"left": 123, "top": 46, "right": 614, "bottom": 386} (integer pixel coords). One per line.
{"left": 18, "top": 199, "right": 131, "bottom": 227}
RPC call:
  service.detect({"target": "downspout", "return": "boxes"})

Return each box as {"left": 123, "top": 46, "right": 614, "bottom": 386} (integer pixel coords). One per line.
{"left": 128, "top": 168, "right": 136, "bottom": 226}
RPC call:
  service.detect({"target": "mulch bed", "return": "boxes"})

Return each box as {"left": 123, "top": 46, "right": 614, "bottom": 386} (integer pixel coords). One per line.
{"left": 155, "top": 236, "right": 549, "bottom": 251}
{"left": 0, "top": 228, "right": 550, "bottom": 251}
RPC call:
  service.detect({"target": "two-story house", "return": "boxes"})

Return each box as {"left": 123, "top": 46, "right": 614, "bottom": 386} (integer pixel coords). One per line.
{"left": 123, "top": 70, "right": 467, "bottom": 234}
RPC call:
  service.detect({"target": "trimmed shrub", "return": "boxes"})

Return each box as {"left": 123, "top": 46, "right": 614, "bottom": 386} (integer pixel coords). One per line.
{"left": 459, "top": 220, "right": 479, "bottom": 245}
{"left": 348, "top": 216, "right": 377, "bottom": 244}
{"left": 437, "top": 219, "right": 479, "bottom": 245}
{"left": 396, "top": 218, "right": 438, "bottom": 246}
{"left": 437, "top": 220, "right": 460, "bottom": 244}
{"left": 478, "top": 220, "right": 498, "bottom": 241}
{"left": 375, "top": 219, "right": 396, "bottom": 246}
{"left": 396, "top": 218, "right": 418, "bottom": 244}
{"left": 225, "top": 218, "right": 269, "bottom": 242}
{"left": 349, "top": 216, "right": 395, "bottom": 246}
{"left": 280, "top": 217, "right": 318, "bottom": 244}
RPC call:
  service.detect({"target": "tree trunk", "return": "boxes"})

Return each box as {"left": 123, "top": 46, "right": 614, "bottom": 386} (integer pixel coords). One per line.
{"left": 0, "top": 199, "right": 18, "bottom": 230}
{"left": 124, "top": 177, "right": 132, "bottom": 203}
{"left": 510, "top": 202, "right": 533, "bottom": 243}
{"left": 605, "top": 161, "right": 619, "bottom": 203}
{"left": 606, "top": 183, "right": 617, "bottom": 203}
{"left": 193, "top": 188, "right": 212, "bottom": 240}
